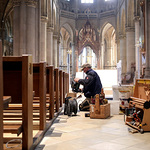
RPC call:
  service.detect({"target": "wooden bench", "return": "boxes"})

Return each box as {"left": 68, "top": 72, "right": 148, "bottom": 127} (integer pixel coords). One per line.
{"left": 46, "top": 65, "right": 54, "bottom": 119}
{"left": 33, "top": 62, "right": 47, "bottom": 130}
{"left": 0, "top": 40, "right": 3, "bottom": 150}
{"left": 3, "top": 55, "right": 33, "bottom": 149}
{"left": 54, "top": 68, "right": 60, "bottom": 112}
{"left": 63, "top": 72, "right": 69, "bottom": 103}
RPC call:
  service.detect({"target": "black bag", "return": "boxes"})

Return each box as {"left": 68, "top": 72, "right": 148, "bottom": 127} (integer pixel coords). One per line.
{"left": 64, "top": 96, "right": 78, "bottom": 116}
{"left": 79, "top": 99, "right": 90, "bottom": 111}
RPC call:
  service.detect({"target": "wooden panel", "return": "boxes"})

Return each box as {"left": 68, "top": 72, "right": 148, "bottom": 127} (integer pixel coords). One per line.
{"left": 0, "top": 40, "right": 3, "bottom": 149}
{"left": 3, "top": 59, "right": 22, "bottom": 103}
{"left": 33, "top": 62, "right": 46, "bottom": 130}
{"left": 54, "top": 68, "right": 59, "bottom": 112}
{"left": 48, "top": 66, "right": 54, "bottom": 119}
{"left": 63, "top": 72, "right": 65, "bottom": 103}
{"left": 59, "top": 70, "right": 63, "bottom": 107}
{"left": 46, "top": 66, "right": 54, "bottom": 119}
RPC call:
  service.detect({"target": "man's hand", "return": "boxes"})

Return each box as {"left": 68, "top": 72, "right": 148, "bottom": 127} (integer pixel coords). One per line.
{"left": 74, "top": 78, "right": 80, "bottom": 82}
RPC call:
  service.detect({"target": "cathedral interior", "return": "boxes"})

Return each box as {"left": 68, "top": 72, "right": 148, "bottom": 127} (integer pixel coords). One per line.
{"left": 1, "top": 0, "right": 150, "bottom": 150}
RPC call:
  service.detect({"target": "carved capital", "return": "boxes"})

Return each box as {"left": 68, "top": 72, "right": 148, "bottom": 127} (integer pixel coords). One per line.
{"left": 125, "top": 27, "right": 135, "bottom": 32}
{"left": 134, "top": 16, "right": 140, "bottom": 22}
{"left": 53, "top": 34, "right": 58, "bottom": 40}
{"left": 13, "top": 0, "right": 21, "bottom": 7}
{"left": 47, "top": 27, "right": 54, "bottom": 32}
{"left": 119, "top": 33, "right": 126, "bottom": 39}
{"left": 41, "top": 16, "right": 48, "bottom": 23}
{"left": 25, "top": 0, "right": 37, "bottom": 8}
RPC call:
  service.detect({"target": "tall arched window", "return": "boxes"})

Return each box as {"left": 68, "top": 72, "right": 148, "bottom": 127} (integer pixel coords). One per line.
{"left": 81, "top": 0, "right": 93, "bottom": 3}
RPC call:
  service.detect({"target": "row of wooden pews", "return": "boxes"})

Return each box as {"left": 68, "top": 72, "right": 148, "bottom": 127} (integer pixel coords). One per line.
{"left": 1, "top": 52, "right": 69, "bottom": 149}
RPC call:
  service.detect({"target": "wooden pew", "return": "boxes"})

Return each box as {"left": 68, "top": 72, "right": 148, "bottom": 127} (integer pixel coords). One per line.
{"left": 63, "top": 72, "right": 69, "bottom": 103}
{"left": 59, "top": 70, "right": 63, "bottom": 107}
{"left": 0, "top": 40, "right": 3, "bottom": 150}
{"left": 54, "top": 68, "right": 59, "bottom": 112}
{"left": 3, "top": 55, "right": 33, "bottom": 149}
{"left": 33, "top": 62, "right": 46, "bottom": 130}
{"left": 46, "top": 65, "right": 54, "bottom": 119}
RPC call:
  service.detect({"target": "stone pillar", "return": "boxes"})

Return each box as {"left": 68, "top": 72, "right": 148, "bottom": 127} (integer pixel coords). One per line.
{"left": 119, "top": 35, "right": 126, "bottom": 75}
{"left": 97, "top": 50, "right": 100, "bottom": 69}
{"left": 53, "top": 34, "right": 58, "bottom": 68}
{"left": 19, "top": 1, "right": 26, "bottom": 55}
{"left": 26, "top": 0, "right": 37, "bottom": 61}
{"left": 47, "top": 27, "right": 54, "bottom": 65}
{"left": 35, "top": 0, "right": 41, "bottom": 62}
{"left": 101, "top": 43, "right": 104, "bottom": 69}
{"left": 126, "top": 27, "right": 135, "bottom": 74}
{"left": 106, "top": 46, "right": 112, "bottom": 68}
{"left": 57, "top": 36, "right": 60, "bottom": 67}
{"left": 134, "top": 16, "right": 141, "bottom": 79}
{"left": 116, "top": 39, "right": 120, "bottom": 62}
{"left": 13, "top": 0, "right": 21, "bottom": 55}
{"left": 71, "top": 43, "right": 76, "bottom": 79}
{"left": 40, "top": 16, "right": 47, "bottom": 61}
{"left": 144, "top": 0, "right": 150, "bottom": 78}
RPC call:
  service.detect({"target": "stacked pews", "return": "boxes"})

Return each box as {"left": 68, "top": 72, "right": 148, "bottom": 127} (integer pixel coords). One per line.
{"left": 3, "top": 55, "right": 33, "bottom": 149}
{"left": 2, "top": 54, "right": 70, "bottom": 149}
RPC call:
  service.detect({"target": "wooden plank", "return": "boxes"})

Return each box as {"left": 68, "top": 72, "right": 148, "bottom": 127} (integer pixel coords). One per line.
{"left": 3, "top": 125, "right": 22, "bottom": 136}
{"left": 0, "top": 40, "right": 3, "bottom": 150}
{"left": 3, "top": 96, "right": 11, "bottom": 109}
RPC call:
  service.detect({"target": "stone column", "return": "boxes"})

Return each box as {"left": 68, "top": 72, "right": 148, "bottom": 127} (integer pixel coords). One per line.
{"left": 116, "top": 39, "right": 120, "bottom": 62}
{"left": 35, "top": 0, "right": 41, "bottom": 62}
{"left": 71, "top": 43, "right": 76, "bottom": 79}
{"left": 100, "top": 43, "right": 104, "bottom": 69}
{"left": 53, "top": 34, "right": 58, "bottom": 68}
{"left": 126, "top": 27, "right": 135, "bottom": 74}
{"left": 26, "top": 0, "right": 37, "bottom": 61}
{"left": 144, "top": 0, "right": 150, "bottom": 78}
{"left": 19, "top": 1, "right": 26, "bottom": 55}
{"left": 97, "top": 50, "right": 100, "bottom": 69}
{"left": 13, "top": 0, "right": 21, "bottom": 55}
{"left": 119, "top": 34, "right": 126, "bottom": 76}
{"left": 47, "top": 27, "right": 53, "bottom": 65}
{"left": 40, "top": 16, "right": 47, "bottom": 62}
{"left": 134, "top": 16, "right": 141, "bottom": 79}
{"left": 106, "top": 46, "right": 112, "bottom": 68}
{"left": 57, "top": 36, "right": 60, "bottom": 67}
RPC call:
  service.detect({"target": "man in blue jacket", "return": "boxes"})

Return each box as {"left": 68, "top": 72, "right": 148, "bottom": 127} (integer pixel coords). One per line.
{"left": 74, "top": 63, "right": 102, "bottom": 110}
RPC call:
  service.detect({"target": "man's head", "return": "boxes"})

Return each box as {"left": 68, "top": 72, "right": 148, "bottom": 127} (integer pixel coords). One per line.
{"left": 80, "top": 63, "right": 92, "bottom": 73}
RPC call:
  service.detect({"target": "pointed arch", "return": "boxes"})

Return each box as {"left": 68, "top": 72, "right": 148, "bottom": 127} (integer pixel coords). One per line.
{"left": 100, "top": 22, "right": 117, "bottom": 69}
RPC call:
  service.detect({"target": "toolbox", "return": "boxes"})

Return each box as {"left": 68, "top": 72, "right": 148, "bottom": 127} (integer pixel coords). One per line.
{"left": 90, "top": 94, "right": 110, "bottom": 119}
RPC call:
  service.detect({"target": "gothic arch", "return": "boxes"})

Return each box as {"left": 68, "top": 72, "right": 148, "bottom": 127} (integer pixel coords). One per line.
{"left": 100, "top": 22, "right": 117, "bottom": 69}
{"left": 60, "top": 23, "right": 74, "bottom": 42}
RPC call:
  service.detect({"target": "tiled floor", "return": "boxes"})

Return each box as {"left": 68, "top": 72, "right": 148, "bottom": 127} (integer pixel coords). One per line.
{"left": 35, "top": 109, "right": 150, "bottom": 150}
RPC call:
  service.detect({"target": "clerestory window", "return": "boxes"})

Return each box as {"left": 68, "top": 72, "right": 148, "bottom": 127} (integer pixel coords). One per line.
{"left": 81, "top": 0, "right": 93, "bottom": 3}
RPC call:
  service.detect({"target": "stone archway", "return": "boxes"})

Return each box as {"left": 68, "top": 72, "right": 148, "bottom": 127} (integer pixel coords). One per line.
{"left": 100, "top": 23, "right": 117, "bottom": 69}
